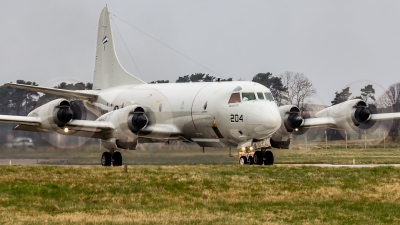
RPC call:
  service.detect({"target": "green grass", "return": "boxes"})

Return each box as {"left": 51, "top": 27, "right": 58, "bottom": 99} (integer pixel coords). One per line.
{"left": 0, "top": 165, "right": 400, "bottom": 224}
{"left": 273, "top": 147, "right": 400, "bottom": 164}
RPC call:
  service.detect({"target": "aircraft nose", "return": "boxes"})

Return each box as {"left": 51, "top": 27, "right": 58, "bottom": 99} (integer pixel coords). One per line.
{"left": 246, "top": 104, "right": 281, "bottom": 136}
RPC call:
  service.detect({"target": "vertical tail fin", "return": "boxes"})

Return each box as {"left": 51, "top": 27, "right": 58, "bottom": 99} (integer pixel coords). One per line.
{"left": 93, "top": 7, "right": 145, "bottom": 90}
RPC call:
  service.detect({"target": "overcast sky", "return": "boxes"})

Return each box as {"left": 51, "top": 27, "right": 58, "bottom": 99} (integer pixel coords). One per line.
{"left": 1, "top": 1, "right": 400, "bottom": 105}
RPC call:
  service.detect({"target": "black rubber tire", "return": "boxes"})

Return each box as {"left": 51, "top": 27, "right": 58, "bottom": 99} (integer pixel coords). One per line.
{"left": 101, "top": 152, "right": 112, "bottom": 166}
{"left": 253, "top": 151, "right": 263, "bottom": 165}
{"left": 112, "top": 152, "right": 123, "bottom": 166}
{"left": 264, "top": 151, "right": 274, "bottom": 165}
{"left": 248, "top": 156, "right": 254, "bottom": 165}
{"left": 239, "top": 156, "right": 247, "bottom": 165}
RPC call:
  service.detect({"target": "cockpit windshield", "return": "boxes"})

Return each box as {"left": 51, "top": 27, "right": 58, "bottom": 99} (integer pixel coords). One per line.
{"left": 228, "top": 93, "right": 241, "bottom": 103}
{"left": 264, "top": 92, "right": 274, "bottom": 101}
{"left": 242, "top": 92, "right": 256, "bottom": 101}
{"left": 228, "top": 89, "right": 273, "bottom": 104}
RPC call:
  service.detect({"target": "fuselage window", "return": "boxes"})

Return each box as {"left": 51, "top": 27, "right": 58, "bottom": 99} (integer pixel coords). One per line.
{"left": 242, "top": 92, "right": 256, "bottom": 101}
{"left": 264, "top": 92, "right": 274, "bottom": 101}
{"left": 257, "top": 92, "right": 265, "bottom": 100}
{"left": 228, "top": 93, "right": 241, "bottom": 103}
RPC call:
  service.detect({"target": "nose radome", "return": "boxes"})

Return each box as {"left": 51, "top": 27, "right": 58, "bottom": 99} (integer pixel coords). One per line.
{"left": 247, "top": 104, "right": 281, "bottom": 132}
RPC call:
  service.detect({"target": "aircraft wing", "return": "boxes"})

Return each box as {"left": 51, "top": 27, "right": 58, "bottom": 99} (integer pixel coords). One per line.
{"left": 300, "top": 111, "right": 400, "bottom": 130}
{"left": 0, "top": 114, "right": 114, "bottom": 139}
{"left": 302, "top": 117, "right": 336, "bottom": 128}
{"left": 64, "top": 120, "right": 114, "bottom": 133}
{"left": 370, "top": 113, "right": 400, "bottom": 121}
{"left": 5, "top": 83, "right": 98, "bottom": 101}
{"left": 0, "top": 115, "right": 41, "bottom": 125}
{"left": 298, "top": 99, "right": 400, "bottom": 130}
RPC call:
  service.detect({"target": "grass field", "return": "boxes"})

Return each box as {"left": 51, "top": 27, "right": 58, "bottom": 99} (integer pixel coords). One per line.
{"left": 0, "top": 165, "right": 400, "bottom": 224}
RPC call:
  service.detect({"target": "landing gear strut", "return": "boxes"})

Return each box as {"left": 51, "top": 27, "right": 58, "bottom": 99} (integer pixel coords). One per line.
{"left": 101, "top": 151, "right": 123, "bottom": 166}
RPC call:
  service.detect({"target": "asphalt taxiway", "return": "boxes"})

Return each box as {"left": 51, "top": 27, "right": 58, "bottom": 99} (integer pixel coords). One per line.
{"left": 1, "top": 159, "right": 400, "bottom": 167}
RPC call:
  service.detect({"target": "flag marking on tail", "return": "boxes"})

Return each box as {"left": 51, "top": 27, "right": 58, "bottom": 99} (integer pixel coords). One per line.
{"left": 102, "top": 36, "right": 108, "bottom": 44}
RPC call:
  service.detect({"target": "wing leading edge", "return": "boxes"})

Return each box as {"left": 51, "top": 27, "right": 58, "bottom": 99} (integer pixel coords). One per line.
{"left": 0, "top": 114, "right": 114, "bottom": 139}
{"left": 5, "top": 83, "right": 98, "bottom": 102}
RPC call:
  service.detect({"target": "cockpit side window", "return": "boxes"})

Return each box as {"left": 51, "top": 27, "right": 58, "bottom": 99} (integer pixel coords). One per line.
{"left": 264, "top": 92, "right": 274, "bottom": 101}
{"left": 228, "top": 93, "right": 241, "bottom": 103}
{"left": 242, "top": 92, "right": 256, "bottom": 101}
{"left": 257, "top": 92, "right": 265, "bottom": 100}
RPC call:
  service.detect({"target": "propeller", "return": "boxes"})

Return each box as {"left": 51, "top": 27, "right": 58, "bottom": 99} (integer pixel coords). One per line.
{"left": 130, "top": 113, "right": 148, "bottom": 132}
{"left": 285, "top": 112, "right": 304, "bottom": 132}
{"left": 56, "top": 106, "right": 73, "bottom": 125}
{"left": 357, "top": 105, "right": 378, "bottom": 130}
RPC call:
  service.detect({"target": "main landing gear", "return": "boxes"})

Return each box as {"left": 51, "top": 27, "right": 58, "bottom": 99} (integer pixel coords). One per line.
{"left": 101, "top": 151, "right": 123, "bottom": 166}
{"left": 253, "top": 149, "right": 274, "bottom": 165}
{"left": 238, "top": 148, "right": 274, "bottom": 166}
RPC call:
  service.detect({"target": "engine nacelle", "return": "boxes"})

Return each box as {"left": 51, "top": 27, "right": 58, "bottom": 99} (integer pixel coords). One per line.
{"left": 28, "top": 98, "right": 83, "bottom": 131}
{"left": 316, "top": 99, "right": 375, "bottom": 131}
{"left": 96, "top": 105, "right": 148, "bottom": 149}
{"left": 270, "top": 105, "right": 304, "bottom": 149}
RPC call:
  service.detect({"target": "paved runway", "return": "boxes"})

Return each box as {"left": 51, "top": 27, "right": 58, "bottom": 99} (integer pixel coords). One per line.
{"left": 1, "top": 159, "right": 400, "bottom": 167}
{"left": 0, "top": 159, "right": 48, "bottom": 165}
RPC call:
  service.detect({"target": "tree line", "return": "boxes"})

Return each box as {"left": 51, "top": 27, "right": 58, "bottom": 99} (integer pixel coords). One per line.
{"left": 0, "top": 80, "right": 92, "bottom": 116}
{"left": 1, "top": 72, "right": 400, "bottom": 141}
{"left": 149, "top": 72, "right": 316, "bottom": 113}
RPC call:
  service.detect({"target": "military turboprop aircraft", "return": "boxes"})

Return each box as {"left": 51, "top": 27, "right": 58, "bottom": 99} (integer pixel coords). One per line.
{"left": 1, "top": 6, "right": 400, "bottom": 166}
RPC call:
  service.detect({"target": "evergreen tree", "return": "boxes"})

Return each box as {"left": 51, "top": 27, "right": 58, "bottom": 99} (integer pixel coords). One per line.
{"left": 10, "top": 80, "right": 39, "bottom": 115}
{"left": 176, "top": 75, "right": 190, "bottom": 83}
{"left": 203, "top": 74, "right": 215, "bottom": 82}
{"left": 189, "top": 73, "right": 206, "bottom": 82}
{"left": 331, "top": 87, "right": 352, "bottom": 105}
{"left": 252, "top": 73, "right": 287, "bottom": 106}
{"left": 149, "top": 80, "right": 169, "bottom": 84}
{"left": 220, "top": 78, "right": 233, "bottom": 81}
{"left": 360, "top": 84, "right": 376, "bottom": 104}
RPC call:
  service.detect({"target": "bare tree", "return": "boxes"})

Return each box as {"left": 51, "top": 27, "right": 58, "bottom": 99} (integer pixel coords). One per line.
{"left": 376, "top": 82, "right": 400, "bottom": 139}
{"left": 280, "top": 71, "right": 317, "bottom": 113}
{"left": 376, "top": 91, "right": 394, "bottom": 109}
{"left": 376, "top": 83, "right": 400, "bottom": 109}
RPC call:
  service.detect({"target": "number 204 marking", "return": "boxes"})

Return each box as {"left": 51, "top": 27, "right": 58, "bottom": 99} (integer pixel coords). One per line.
{"left": 230, "top": 114, "right": 243, "bottom": 122}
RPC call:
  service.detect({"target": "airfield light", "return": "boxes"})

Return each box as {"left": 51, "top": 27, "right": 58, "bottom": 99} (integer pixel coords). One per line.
{"left": 64, "top": 127, "right": 69, "bottom": 133}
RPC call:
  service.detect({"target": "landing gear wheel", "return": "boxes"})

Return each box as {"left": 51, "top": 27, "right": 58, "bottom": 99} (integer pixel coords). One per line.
{"left": 101, "top": 152, "right": 112, "bottom": 166}
{"left": 248, "top": 156, "right": 254, "bottom": 165}
{"left": 239, "top": 156, "right": 247, "bottom": 165}
{"left": 254, "top": 151, "right": 263, "bottom": 165}
{"left": 112, "top": 152, "right": 123, "bottom": 166}
{"left": 264, "top": 151, "right": 274, "bottom": 165}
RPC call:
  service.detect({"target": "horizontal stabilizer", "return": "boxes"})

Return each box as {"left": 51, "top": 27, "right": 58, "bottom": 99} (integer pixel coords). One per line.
{"left": 5, "top": 83, "right": 98, "bottom": 101}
